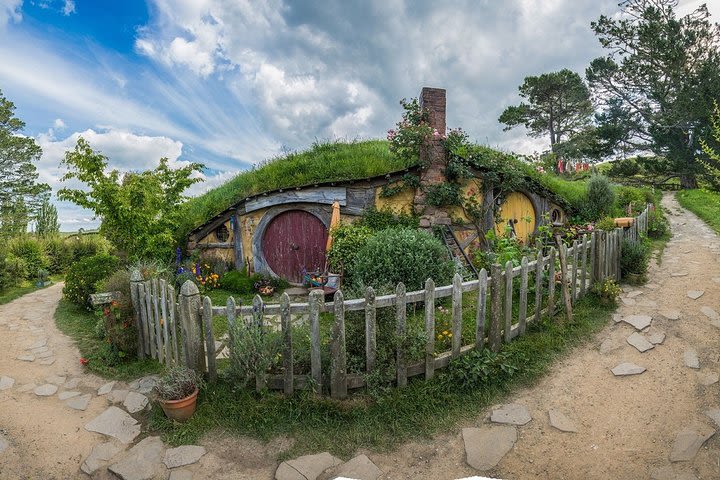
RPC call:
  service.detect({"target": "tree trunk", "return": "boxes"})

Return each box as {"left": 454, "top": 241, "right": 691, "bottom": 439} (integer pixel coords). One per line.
{"left": 679, "top": 172, "right": 698, "bottom": 189}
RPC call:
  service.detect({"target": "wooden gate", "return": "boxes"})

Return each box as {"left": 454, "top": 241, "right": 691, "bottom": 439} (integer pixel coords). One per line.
{"left": 261, "top": 210, "right": 328, "bottom": 283}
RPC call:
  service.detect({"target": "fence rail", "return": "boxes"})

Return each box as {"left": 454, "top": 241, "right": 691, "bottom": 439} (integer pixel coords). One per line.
{"left": 131, "top": 206, "right": 651, "bottom": 398}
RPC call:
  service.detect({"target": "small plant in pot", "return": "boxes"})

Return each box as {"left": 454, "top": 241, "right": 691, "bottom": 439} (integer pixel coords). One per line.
{"left": 154, "top": 366, "right": 205, "bottom": 422}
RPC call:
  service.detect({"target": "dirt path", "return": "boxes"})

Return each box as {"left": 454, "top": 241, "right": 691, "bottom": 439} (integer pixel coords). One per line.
{"left": 0, "top": 283, "right": 117, "bottom": 479}
{"left": 366, "top": 192, "right": 720, "bottom": 479}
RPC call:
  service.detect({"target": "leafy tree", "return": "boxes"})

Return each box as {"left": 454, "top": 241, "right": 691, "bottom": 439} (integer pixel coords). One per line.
{"left": 0, "top": 89, "right": 50, "bottom": 236}
{"left": 35, "top": 197, "right": 59, "bottom": 237}
{"left": 699, "top": 101, "right": 720, "bottom": 189}
{"left": 499, "top": 69, "right": 594, "bottom": 152}
{"left": 58, "top": 138, "right": 203, "bottom": 261}
{"left": 587, "top": 0, "right": 720, "bottom": 188}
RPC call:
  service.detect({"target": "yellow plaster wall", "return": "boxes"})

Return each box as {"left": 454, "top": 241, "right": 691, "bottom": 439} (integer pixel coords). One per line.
{"left": 197, "top": 219, "right": 234, "bottom": 244}
{"left": 239, "top": 209, "right": 266, "bottom": 272}
{"left": 374, "top": 183, "right": 415, "bottom": 214}
{"left": 495, "top": 191, "right": 537, "bottom": 245}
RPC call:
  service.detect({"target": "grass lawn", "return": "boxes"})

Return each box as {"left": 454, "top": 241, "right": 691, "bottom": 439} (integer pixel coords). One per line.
{"left": 54, "top": 298, "right": 163, "bottom": 380}
{"left": 0, "top": 275, "right": 64, "bottom": 305}
{"left": 676, "top": 189, "right": 720, "bottom": 235}
{"left": 148, "top": 295, "right": 615, "bottom": 460}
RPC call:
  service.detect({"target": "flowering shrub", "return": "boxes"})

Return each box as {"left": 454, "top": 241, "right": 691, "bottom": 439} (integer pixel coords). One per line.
{"left": 194, "top": 262, "right": 220, "bottom": 294}
{"left": 387, "top": 98, "right": 434, "bottom": 166}
{"left": 94, "top": 299, "right": 136, "bottom": 363}
{"left": 590, "top": 278, "right": 621, "bottom": 304}
{"left": 63, "top": 254, "right": 120, "bottom": 308}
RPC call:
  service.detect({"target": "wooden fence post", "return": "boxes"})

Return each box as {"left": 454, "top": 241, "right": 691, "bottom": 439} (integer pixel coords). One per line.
{"left": 308, "top": 290, "right": 322, "bottom": 394}
{"left": 160, "top": 279, "right": 171, "bottom": 364}
{"left": 555, "top": 236, "right": 573, "bottom": 324}
{"left": 202, "top": 296, "right": 217, "bottom": 382}
{"left": 534, "top": 250, "right": 543, "bottom": 323}
{"left": 365, "top": 287, "right": 377, "bottom": 375}
{"left": 424, "top": 278, "right": 435, "bottom": 379}
{"left": 226, "top": 296, "right": 236, "bottom": 365}
{"left": 580, "top": 234, "right": 588, "bottom": 298}
{"left": 396, "top": 283, "right": 407, "bottom": 387}
{"left": 252, "top": 295, "right": 266, "bottom": 392}
{"left": 518, "top": 256, "right": 529, "bottom": 336}
{"left": 178, "top": 280, "right": 205, "bottom": 374}
{"left": 144, "top": 281, "right": 156, "bottom": 359}
{"left": 589, "top": 231, "right": 596, "bottom": 288}
{"left": 451, "top": 273, "right": 462, "bottom": 357}
{"left": 280, "top": 293, "right": 293, "bottom": 395}
{"left": 489, "top": 264, "right": 502, "bottom": 352}
{"left": 504, "top": 261, "right": 513, "bottom": 343}
{"left": 152, "top": 279, "right": 163, "bottom": 363}
{"left": 548, "top": 247, "right": 556, "bottom": 316}
{"left": 129, "top": 270, "right": 145, "bottom": 359}
{"left": 167, "top": 285, "right": 179, "bottom": 365}
{"left": 617, "top": 227, "right": 624, "bottom": 281}
{"left": 571, "top": 240, "right": 578, "bottom": 302}
{"left": 331, "top": 290, "right": 347, "bottom": 399}
{"left": 476, "top": 269, "right": 487, "bottom": 351}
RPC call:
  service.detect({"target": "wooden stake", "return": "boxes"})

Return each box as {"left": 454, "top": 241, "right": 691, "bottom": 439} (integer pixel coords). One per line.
{"left": 555, "top": 235, "right": 573, "bottom": 324}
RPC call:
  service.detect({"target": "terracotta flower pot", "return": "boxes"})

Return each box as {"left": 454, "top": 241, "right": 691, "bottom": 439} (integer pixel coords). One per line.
{"left": 158, "top": 388, "right": 198, "bottom": 422}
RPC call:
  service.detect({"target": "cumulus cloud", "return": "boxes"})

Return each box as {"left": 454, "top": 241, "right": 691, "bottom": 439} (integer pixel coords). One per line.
{"left": 62, "top": 0, "right": 74, "bottom": 15}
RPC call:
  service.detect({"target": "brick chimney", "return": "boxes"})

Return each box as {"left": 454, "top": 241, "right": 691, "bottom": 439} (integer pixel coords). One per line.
{"left": 414, "top": 87, "right": 451, "bottom": 227}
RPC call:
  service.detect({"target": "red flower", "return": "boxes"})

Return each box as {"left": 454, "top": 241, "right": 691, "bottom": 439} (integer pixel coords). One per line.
{"left": 80, "top": 357, "right": 88, "bottom": 365}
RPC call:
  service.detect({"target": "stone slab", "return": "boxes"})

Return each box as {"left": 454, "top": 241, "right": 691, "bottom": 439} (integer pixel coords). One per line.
{"left": 638, "top": 300, "right": 658, "bottom": 308}
{"left": 16, "top": 355, "right": 35, "bottom": 362}
{"left": 0, "top": 433, "right": 8, "bottom": 454}
{"left": 687, "top": 290, "right": 704, "bottom": 300}
{"left": 169, "top": 470, "right": 193, "bottom": 480}
{"left": 683, "top": 349, "right": 700, "bottom": 369}
{"left": 163, "top": 445, "right": 207, "bottom": 468}
{"left": 645, "top": 328, "right": 666, "bottom": 345}
{"left": 548, "top": 408, "right": 578, "bottom": 433}
{"left": 17, "top": 383, "right": 37, "bottom": 393}
{"left": 623, "top": 315, "right": 653, "bottom": 331}
{"left": 58, "top": 391, "right": 81, "bottom": 400}
{"left": 123, "top": 392, "right": 149, "bottom": 414}
{"left": 25, "top": 338, "right": 47, "bottom": 350}
{"left": 275, "top": 452, "right": 342, "bottom": 480}
{"left": 67, "top": 393, "right": 92, "bottom": 411}
{"left": 612, "top": 314, "right": 623, "bottom": 324}
{"left": 700, "top": 307, "right": 719, "bottom": 321}
{"left": 669, "top": 424, "right": 715, "bottom": 462}
{"left": 704, "top": 409, "right": 720, "bottom": 428}
{"left": 698, "top": 372, "right": 719, "bottom": 386}
{"left": 621, "top": 297, "right": 636, "bottom": 306}
{"left": 128, "top": 375, "right": 160, "bottom": 394}
{"left": 108, "top": 436, "right": 166, "bottom": 480}
{"left": 35, "top": 350, "right": 54, "bottom": 359}
{"left": 85, "top": 406, "right": 141, "bottom": 444}
{"left": 107, "top": 389, "right": 130, "bottom": 403}
{"left": 671, "top": 272, "right": 689, "bottom": 277}
{"left": 627, "top": 332, "right": 654, "bottom": 353}
{"left": 63, "top": 378, "right": 81, "bottom": 390}
{"left": 332, "top": 454, "right": 382, "bottom": 480}
{"left": 81, "top": 441, "right": 124, "bottom": 475}
{"left": 611, "top": 363, "right": 646, "bottom": 376}
{"left": 462, "top": 426, "right": 517, "bottom": 471}
{"left": 650, "top": 466, "right": 699, "bottom": 480}
{"left": 0, "top": 376, "right": 15, "bottom": 391}
{"left": 626, "top": 290, "right": 644, "bottom": 298}
{"left": 46, "top": 375, "right": 66, "bottom": 385}
{"left": 599, "top": 338, "right": 618, "bottom": 355}
{"left": 34, "top": 384, "right": 58, "bottom": 396}
{"left": 38, "top": 357, "right": 55, "bottom": 365}
{"left": 98, "top": 381, "right": 116, "bottom": 396}
{"left": 659, "top": 309, "right": 681, "bottom": 321}
{"left": 490, "top": 403, "right": 532, "bottom": 426}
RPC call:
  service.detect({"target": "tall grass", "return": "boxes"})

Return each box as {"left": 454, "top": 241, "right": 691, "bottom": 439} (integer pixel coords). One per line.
{"left": 676, "top": 189, "right": 720, "bottom": 234}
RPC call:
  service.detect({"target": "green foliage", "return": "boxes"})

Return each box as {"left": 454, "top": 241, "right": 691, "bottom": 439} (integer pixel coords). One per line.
{"left": 474, "top": 228, "right": 531, "bottom": 271}
{"left": 356, "top": 207, "right": 419, "bottom": 230}
{"left": 178, "top": 140, "right": 405, "bottom": 247}
{"left": 326, "top": 223, "right": 374, "bottom": 275}
{"left": 7, "top": 236, "right": 48, "bottom": 279}
{"left": 647, "top": 209, "right": 670, "bottom": 240}
{"left": 35, "top": 198, "right": 59, "bottom": 237}
{"left": 0, "top": 89, "right": 50, "bottom": 238}
{"left": 42, "top": 236, "right": 73, "bottom": 274}
{"left": 0, "top": 249, "right": 10, "bottom": 292}
{"left": 63, "top": 254, "right": 120, "bottom": 308}
{"left": 58, "top": 137, "right": 204, "bottom": 262}
{"left": 425, "top": 183, "right": 461, "bottom": 207}
{"left": 498, "top": 69, "right": 593, "bottom": 151}
{"left": 387, "top": 98, "right": 434, "bottom": 167}
{"left": 443, "top": 349, "right": 520, "bottom": 391}
{"left": 590, "top": 278, "right": 621, "bottom": 304}
{"left": 588, "top": 1, "right": 720, "bottom": 188}
{"left": 352, "top": 228, "right": 454, "bottom": 291}
{"left": 219, "top": 269, "right": 261, "bottom": 295}
{"left": 700, "top": 102, "right": 720, "bottom": 187}
{"left": 227, "top": 322, "right": 280, "bottom": 389}
{"left": 595, "top": 216, "right": 617, "bottom": 232}
{"left": 94, "top": 297, "right": 137, "bottom": 364}
{"left": 584, "top": 174, "right": 615, "bottom": 220}
{"left": 620, "top": 237, "right": 651, "bottom": 278}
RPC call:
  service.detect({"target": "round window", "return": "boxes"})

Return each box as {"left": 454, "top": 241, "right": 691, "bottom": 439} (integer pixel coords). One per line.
{"left": 550, "top": 208, "right": 562, "bottom": 224}
{"left": 215, "top": 224, "right": 230, "bottom": 242}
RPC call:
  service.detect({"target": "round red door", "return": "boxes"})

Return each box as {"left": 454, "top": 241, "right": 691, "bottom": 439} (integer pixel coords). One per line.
{"left": 261, "top": 210, "right": 329, "bottom": 283}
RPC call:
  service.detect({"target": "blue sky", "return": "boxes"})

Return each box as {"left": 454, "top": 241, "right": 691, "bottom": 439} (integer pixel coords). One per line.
{"left": 1, "top": 0, "right": 717, "bottom": 230}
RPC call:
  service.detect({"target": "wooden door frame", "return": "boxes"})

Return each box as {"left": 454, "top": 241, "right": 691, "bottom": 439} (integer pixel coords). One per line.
{"left": 252, "top": 204, "right": 331, "bottom": 283}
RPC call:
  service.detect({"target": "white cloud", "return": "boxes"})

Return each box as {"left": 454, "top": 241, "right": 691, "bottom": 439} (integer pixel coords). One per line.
{"left": 62, "top": 0, "right": 74, "bottom": 15}
{"left": 53, "top": 117, "right": 65, "bottom": 129}
{"left": 0, "top": 0, "right": 22, "bottom": 26}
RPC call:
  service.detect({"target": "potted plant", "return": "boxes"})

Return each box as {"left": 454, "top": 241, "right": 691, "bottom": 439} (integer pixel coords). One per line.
{"left": 36, "top": 268, "right": 51, "bottom": 288}
{"left": 154, "top": 366, "right": 205, "bottom": 422}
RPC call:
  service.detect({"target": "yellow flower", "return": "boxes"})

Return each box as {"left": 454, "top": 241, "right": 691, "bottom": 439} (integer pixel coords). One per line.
{"left": 448, "top": 333, "right": 453, "bottom": 337}
{"left": 437, "top": 334, "right": 443, "bottom": 340}
{"left": 442, "top": 330, "right": 449, "bottom": 335}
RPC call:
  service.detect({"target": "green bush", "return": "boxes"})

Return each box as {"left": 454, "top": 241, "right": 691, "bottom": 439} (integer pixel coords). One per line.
{"left": 352, "top": 228, "right": 454, "bottom": 291}
{"left": 584, "top": 175, "right": 615, "bottom": 220}
{"left": 69, "top": 236, "right": 110, "bottom": 263}
{"left": 620, "top": 237, "right": 650, "bottom": 277}
{"left": 42, "top": 236, "right": 73, "bottom": 274}
{"left": 357, "top": 208, "right": 419, "bottom": 230}
{"left": 0, "top": 250, "right": 10, "bottom": 292}
{"left": 443, "top": 348, "right": 520, "bottom": 392}
{"left": 595, "top": 216, "right": 617, "bottom": 232}
{"left": 219, "top": 269, "right": 260, "bottom": 295}
{"left": 616, "top": 187, "right": 648, "bottom": 215}
{"left": 8, "top": 236, "right": 49, "bottom": 279}
{"left": 4, "top": 253, "right": 28, "bottom": 281}
{"left": 63, "top": 254, "right": 120, "bottom": 308}
{"left": 647, "top": 209, "right": 670, "bottom": 239}
{"left": 327, "top": 223, "right": 375, "bottom": 274}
